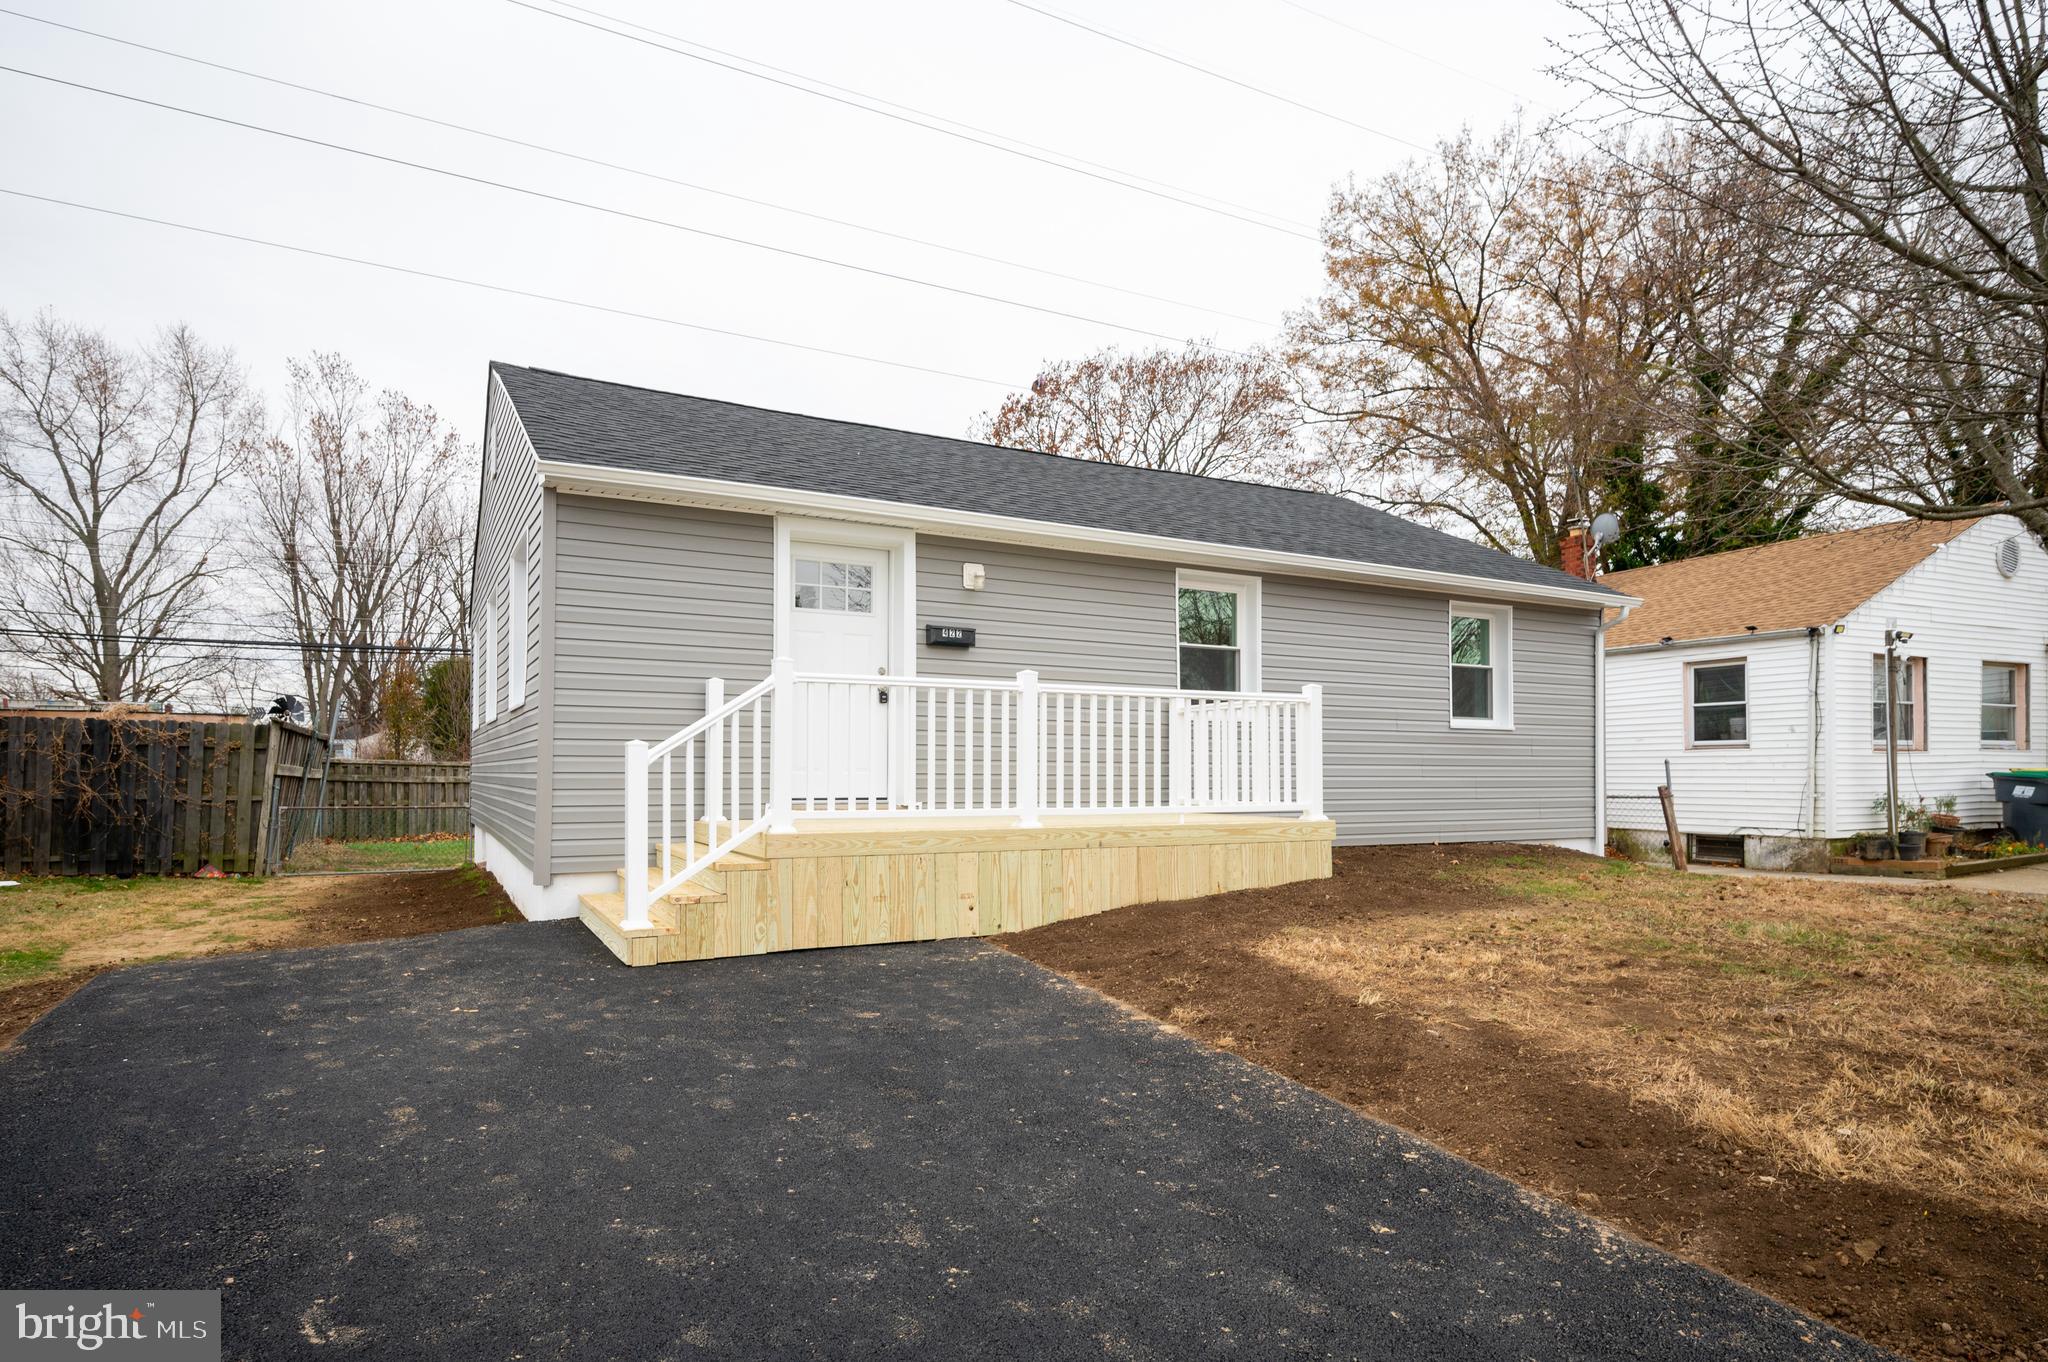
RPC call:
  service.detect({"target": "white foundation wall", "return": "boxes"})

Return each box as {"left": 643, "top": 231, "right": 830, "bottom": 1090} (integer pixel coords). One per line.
{"left": 474, "top": 825, "right": 609, "bottom": 921}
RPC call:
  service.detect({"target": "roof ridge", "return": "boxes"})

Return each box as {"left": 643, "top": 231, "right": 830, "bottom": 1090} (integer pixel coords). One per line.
{"left": 1600, "top": 518, "right": 1967, "bottom": 583}
{"left": 490, "top": 360, "right": 1401, "bottom": 513}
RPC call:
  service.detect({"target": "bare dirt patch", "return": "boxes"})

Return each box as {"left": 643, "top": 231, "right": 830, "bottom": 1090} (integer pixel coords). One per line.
{"left": 0, "top": 867, "right": 517, "bottom": 1045}
{"left": 1000, "top": 843, "right": 2048, "bottom": 1362}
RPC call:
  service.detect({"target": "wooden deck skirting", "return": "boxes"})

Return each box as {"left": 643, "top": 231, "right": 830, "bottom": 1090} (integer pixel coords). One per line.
{"left": 580, "top": 815, "right": 1336, "bottom": 967}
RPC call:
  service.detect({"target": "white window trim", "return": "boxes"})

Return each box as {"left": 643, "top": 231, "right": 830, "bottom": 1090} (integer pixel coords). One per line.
{"left": 1684, "top": 656, "right": 1748, "bottom": 749}
{"left": 1447, "top": 600, "right": 1514, "bottom": 730}
{"left": 1175, "top": 569, "right": 1261, "bottom": 692}
{"left": 772, "top": 515, "right": 916, "bottom": 680}
{"left": 482, "top": 583, "right": 499, "bottom": 725}
{"left": 507, "top": 538, "right": 529, "bottom": 710}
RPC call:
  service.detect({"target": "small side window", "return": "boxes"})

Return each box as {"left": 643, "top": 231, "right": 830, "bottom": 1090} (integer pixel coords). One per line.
{"left": 1689, "top": 661, "right": 1746, "bottom": 745}
{"left": 1448, "top": 603, "right": 1512, "bottom": 727}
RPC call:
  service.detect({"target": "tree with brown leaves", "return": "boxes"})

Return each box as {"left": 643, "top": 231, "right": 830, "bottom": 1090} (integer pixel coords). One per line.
{"left": 973, "top": 343, "right": 1328, "bottom": 487}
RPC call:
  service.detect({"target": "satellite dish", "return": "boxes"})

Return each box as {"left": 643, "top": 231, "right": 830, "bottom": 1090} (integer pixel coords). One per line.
{"left": 1589, "top": 512, "right": 1622, "bottom": 548}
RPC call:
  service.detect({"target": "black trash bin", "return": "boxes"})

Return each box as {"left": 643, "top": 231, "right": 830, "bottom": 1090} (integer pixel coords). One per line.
{"left": 1987, "top": 770, "right": 2048, "bottom": 846}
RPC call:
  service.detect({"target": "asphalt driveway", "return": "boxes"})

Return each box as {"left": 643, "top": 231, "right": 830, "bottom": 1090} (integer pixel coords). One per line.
{"left": 1, "top": 922, "right": 1888, "bottom": 1361}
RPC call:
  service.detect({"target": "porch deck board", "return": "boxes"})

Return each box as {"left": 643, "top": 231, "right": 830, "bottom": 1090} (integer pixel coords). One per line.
{"left": 579, "top": 814, "right": 1334, "bottom": 967}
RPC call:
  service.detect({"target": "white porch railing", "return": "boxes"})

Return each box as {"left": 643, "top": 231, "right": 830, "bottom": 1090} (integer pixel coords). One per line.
{"left": 621, "top": 658, "right": 1323, "bottom": 929}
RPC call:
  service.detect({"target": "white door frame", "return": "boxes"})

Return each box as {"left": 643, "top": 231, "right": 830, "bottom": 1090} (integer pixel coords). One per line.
{"left": 773, "top": 515, "right": 918, "bottom": 805}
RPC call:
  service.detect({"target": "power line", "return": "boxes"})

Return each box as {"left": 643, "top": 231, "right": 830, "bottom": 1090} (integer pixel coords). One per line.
{"left": 0, "top": 188, "right": 1026, "bottom": 390}
{"left": 504, "top": 0, "right": 1316, "bottom": 240}
{"left": 0, "top": 6, "right": 1273, "bottom": 329}
{"left": 1267, "top": 0, "right": 1549, "bottom": 108}
{"left": 0, "top": 626, "right": 466, "bottom": 654}
{"left": 1, "top": 65, "right": 1246, "bottom": 353}
{"left": 1003, "top": 0, "right": 1436, "bottom": 156}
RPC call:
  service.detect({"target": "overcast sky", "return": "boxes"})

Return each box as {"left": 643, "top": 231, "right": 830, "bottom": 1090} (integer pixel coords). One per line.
{"left": 1, "top": 0, "right": 1580, "bottom": 445}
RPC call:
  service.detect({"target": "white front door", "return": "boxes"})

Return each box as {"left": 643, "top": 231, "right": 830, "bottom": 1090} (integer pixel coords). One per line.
{"left": 789, "top": 542, "right": 892, "bottom": 804}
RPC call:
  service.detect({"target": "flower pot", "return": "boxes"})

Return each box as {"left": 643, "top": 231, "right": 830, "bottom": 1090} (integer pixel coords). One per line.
{"left": 1896, "top": 829, "right": 1928, "bottom": 861}
{"left": 1860, "top": 834, "right": 1895, "bottom": 861}
{"left": 1926, "top": 831, "right": 1954, "bottom": 858}
{"left": 1931, "top": 813, "right": 1962, "bottom": 831}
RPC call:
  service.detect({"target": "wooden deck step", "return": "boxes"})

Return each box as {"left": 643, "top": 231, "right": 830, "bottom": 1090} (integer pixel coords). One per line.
{"left": 676, "top": 832, "right": 770, "bottom": 872}
{"left": 614, "top": 864, "right": 727, "bottom": 903}
{"left": 578, "top": 890, "right": 684, "bottom": 966}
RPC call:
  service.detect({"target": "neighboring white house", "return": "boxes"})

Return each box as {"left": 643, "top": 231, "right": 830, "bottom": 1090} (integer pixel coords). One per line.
{"left": 1600, "top": 516, "right": 2047, "bottom": 867}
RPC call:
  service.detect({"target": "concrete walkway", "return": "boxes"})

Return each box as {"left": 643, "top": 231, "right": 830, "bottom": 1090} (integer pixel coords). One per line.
{"left": 1691, "top": 861, "right": 2048, "bottom": 895}
{"left": 1, "top": 923, "right": 1892, "bottom": 1360}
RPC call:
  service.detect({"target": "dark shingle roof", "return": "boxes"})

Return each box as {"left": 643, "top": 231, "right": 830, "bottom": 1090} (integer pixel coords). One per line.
{"left": 492, "top": 364, "right": 1621, "bottom": 600}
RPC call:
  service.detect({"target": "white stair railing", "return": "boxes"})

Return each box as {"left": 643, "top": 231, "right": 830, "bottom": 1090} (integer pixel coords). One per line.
{"left": 624, "top": 663, "right": 1325, "bottom": 928}
{"left": 622, "top": 663, "right": 784, "bottom": 929}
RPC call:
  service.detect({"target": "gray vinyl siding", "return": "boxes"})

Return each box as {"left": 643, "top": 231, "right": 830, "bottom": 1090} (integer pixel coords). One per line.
{"left": 1262, "top": 573, "right": 1600, "bottom": 844}
{"left": 548, "top": 496, "right": 774, "bottom": 875}
{"left": 470, "top": 377, "right": 544, "bottom": 866}
{"left": 916, "top": 537, "right": 1176, "bottom": 686}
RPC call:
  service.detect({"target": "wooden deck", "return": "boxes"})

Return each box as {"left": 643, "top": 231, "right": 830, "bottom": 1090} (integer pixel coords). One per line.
{"left": 579, "top": 813, "right": 1336, "bottom": 966}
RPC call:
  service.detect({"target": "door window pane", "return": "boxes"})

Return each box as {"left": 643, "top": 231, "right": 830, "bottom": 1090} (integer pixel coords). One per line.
{"left": 795, "top": 558, "right": 875, "bottom": 613}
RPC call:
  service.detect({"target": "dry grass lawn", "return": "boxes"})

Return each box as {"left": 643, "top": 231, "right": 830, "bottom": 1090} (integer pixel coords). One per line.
{"left": 1258, "top": 852, "right": 2048, "bottom": 1220}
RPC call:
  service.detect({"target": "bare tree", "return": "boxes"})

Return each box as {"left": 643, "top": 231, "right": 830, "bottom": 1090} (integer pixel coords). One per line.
{"left": 1560, "top": 0, "right": 2048, "bottom": 547}
{"left": 245, "top": 353, "right": 470, "bottom": 735}
{"left": 972, "top": 343, "right": 1330, "bottom": 487}
{"left": 0, "top": 310, "right": 256, "bottom": 702}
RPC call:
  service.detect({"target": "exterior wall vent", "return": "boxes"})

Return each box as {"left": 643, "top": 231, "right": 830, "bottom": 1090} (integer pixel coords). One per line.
{"left": 1996, "top": 535, "right": 2022, "bottom": 578}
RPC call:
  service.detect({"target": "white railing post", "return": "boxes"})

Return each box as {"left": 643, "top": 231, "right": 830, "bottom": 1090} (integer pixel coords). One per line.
{"left": 1301, "top": 683, "right": 1325, "bottom": 821}
{"left": 703, "top": 676, "right": 724, "bottom": 846}
{"left": 1015, "top": 670, "right": 1041, "bottom": 828}
{"left": 623, "top": 738, "right": 652, "bottom": 929}
{"left": 769, "top": 655, "right": 796, "bottom": 833}
{"left": 1170, "top": 697, "right": 1191, "bottom": 809}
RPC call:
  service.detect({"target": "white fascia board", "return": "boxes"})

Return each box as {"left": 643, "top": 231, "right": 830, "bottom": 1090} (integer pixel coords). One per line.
{"left": 536, "top": 460, "right": 1636, "bottom": 611}
{"left": 1606, "top": 626, "right": 1815, "bottom": 656}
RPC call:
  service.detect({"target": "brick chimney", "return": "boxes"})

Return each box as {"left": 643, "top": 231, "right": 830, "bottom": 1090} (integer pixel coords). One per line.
{"left": 1560, "top": 525, "right": 1596, "bottom": 580}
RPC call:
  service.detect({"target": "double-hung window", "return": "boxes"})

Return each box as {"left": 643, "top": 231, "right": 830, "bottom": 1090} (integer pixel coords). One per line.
{"left": 1688, "top": 661, "right": 1746, "bottom": 745}
{"left": 1448, "top": 603, "right": 1512, "bottom": 727}
{"left": 1983, "top": 663, "right": 2028, "bottom": 746}
{"left": 1871, "top": 655, "right": 1924, "bottom": 749}
{"left": 1176, "top": 572, "right": 1257, "bottom": 692}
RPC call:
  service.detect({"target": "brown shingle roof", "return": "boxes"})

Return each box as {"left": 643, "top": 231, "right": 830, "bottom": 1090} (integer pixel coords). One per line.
{"left": 1599, "top": 519, "right": 1974, "bottom": 648}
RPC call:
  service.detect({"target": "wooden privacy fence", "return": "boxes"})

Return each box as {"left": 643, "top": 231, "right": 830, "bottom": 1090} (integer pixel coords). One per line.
{"left": 291, "top": 759, "right": 470, "bottom": 841}
{"left": 0, "top": 714, "right": 325, "bottom": 877}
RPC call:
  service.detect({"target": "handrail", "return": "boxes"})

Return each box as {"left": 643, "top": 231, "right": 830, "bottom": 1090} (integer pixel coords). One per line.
{"left": 647, "top": 673, "right": 777, "bottom": 762}
{"left": 794, "top": 669, "right": 1312, "bottom": 703}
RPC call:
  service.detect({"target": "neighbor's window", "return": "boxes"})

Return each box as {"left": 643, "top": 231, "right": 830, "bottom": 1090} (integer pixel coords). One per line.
{"left": 794, "top": 557, "right": 874, "bottom": 614}
{"left": 1690, "top": 661, "right": 1746, "bottom": 744}
{"left": 1178, "top": 586, "right": 1239, "bottom": 691}
{"left": 1871, "top": 655, "right": 1924, "bottom": 749}
{"left": 1448, "top": 603, "right": 1512, "bottom": 726}
{"left": 1983, "top": 663, "right": 2027, "bottom": 746}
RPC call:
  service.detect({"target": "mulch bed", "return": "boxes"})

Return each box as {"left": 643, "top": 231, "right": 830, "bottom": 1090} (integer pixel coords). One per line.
{"left": 1000, "top": 844, "right": 2048, "bottom": 1362}
{"left": 0, "top": 869, "right": 516, "bottom": 1047}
